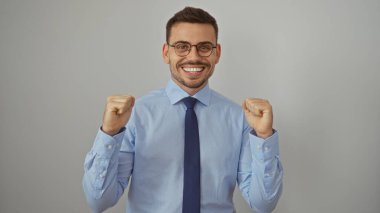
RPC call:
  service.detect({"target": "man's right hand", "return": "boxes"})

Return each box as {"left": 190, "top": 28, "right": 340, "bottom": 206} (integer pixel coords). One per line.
{"left": 102, "top": 95, "right": 135, "bottom": 136}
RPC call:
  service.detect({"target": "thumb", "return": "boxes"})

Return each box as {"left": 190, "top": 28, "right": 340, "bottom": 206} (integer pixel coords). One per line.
{"left": 242, "top": 100, "right": 249, "bottom": 112}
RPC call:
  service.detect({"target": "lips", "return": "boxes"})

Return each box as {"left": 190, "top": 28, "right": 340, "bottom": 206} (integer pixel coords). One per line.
{"left": 182, "top": 67, "right": 204, "bottom": 72}
{"left": 177, "top": 61, "right": 209, "bottom": 77}
{"left": 180, "top": 66, "right": 205, "bottom": 78}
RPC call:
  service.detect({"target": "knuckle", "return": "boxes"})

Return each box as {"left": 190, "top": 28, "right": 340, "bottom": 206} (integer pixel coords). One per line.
{"left": 106, "top": 104, "right": 115, "bottom": 110}
{"left": 121, "top": 98, "right": 128, "bottom": 104}
{"left": 105, "top": 101, "right": 112, "bottom": 107}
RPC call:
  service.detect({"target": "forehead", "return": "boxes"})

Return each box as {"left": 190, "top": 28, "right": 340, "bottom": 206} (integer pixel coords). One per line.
{"left": 169, "top": 22, "right": 216, "bottom": 44}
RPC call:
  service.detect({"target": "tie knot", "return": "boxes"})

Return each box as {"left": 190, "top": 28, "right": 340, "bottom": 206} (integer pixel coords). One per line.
{"left": 182, "top": 97, "right": 197, "bottom": 109}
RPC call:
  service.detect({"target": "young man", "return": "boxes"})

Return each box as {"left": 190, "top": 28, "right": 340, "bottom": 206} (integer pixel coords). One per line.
{"left": 83, "top": 7, "right": 283, "bottom": 213}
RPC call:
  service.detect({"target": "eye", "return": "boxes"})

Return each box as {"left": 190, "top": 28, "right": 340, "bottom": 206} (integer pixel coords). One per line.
{"left": 198, "top": 44, "right": 213, "bottom": 52}
{"left": 175, "top": 43, "right": 190, "bottom": 51}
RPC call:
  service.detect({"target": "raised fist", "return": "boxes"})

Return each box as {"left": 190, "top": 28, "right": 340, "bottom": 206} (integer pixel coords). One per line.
{"left": 102, "top": 95, "right": 135, "bottom": 136}
{"left": 242, "top": 98, "right": 274, "bottom": 139}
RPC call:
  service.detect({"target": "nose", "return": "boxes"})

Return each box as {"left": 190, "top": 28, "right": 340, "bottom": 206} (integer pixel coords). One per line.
{"left": 186, "top": 45, "right": 201, "bottom": 59}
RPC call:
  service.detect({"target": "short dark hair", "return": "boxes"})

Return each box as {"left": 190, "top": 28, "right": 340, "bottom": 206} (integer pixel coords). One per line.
{"left": 166, "top": 7, "right": 218, "bottom": 43}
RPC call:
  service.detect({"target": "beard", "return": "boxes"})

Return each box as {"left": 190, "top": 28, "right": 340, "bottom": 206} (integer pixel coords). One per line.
{"left": 173, "top": 74, "right": 208, "bottom": 89}
{"left": 169, "top": 59, "right": 214, "bottom": 89}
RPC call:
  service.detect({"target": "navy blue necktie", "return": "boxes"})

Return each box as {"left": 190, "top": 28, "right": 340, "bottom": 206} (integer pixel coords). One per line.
{"left": 182, "top": 97, "right": 200, "bottom": 213}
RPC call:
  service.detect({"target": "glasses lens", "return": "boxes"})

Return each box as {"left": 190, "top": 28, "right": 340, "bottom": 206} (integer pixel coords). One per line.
{"left": 172, "top": 42, "right": 215, "bottom": 57}
{"left": 174, "top": 42, "right": 190, "bottom": 56}
{"left": 197, "top": 43, "right": 213, "bottom": 56}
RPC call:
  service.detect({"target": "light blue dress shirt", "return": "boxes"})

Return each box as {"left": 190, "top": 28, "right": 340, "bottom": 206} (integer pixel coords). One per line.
{"left": 83, "top": 80, "right": 283, "bottom": 213}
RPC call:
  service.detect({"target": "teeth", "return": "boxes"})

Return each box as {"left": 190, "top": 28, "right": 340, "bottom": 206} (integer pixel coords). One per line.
{"left": 183, "top": 67, "right": 203, "bottom": 72}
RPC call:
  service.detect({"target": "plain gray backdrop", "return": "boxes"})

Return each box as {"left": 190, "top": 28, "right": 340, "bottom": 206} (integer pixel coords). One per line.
{"left": 1, "top": 0, "right": 379, "bottom": 212}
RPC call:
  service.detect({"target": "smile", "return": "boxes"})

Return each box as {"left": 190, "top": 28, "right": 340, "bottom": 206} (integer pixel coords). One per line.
{"left": 182, "top": 67, "right": 204, "bottom": 72}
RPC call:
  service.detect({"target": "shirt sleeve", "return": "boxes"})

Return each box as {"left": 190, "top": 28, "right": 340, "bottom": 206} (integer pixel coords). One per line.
{"left": 82, "top": 123, "right": 135, "bottom": 213}
{"left": 237, "top": 125, "right": 283, "bottom": 213}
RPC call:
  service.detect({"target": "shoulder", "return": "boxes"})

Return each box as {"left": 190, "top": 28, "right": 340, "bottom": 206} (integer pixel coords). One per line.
{"left": 210, "top": 89, "right": 241, "bottom": 111}
{"left": 208, "top": 89, "right": 247, "bottom": 129}
{"left": 208, "top": 89, "right": 245, "bottom": 121}
{"left": 135, "top": 88, "right": 168, "bottom": 105}
{"left": 131, "top": 88, "right": 170, "bottom": 116}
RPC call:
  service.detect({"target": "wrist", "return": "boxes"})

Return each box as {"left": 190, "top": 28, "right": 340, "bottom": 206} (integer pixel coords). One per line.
{"left": 101, "top": 126, "right": 121, "bottom": 136}
{"left": 256, "top": 129, "right": 274, "bottom": 139}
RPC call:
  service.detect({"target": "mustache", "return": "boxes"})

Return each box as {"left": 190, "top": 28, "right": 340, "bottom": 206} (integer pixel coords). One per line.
{"left": 177, "top": 60, "right": 209, "bottom": 68}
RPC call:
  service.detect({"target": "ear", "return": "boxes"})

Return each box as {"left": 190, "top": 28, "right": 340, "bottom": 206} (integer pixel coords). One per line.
{"left": 214, "top": 43, "right": 221, "bottom": 64}
{"left": 162, "top": 43, "right": 170, "bottom": 64}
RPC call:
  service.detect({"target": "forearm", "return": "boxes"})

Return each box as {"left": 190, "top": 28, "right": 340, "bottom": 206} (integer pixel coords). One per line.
{"left": 238, "top": 131, "right": 283, "bottom": 213}
{"left": 83, "top": 165, "right": 124, "bottom": 213}
{"left": 82, "top": 128, "right": 133, "bottom": 213}
{"left": 246, "top": 156, "right": 283, "bottom": 213}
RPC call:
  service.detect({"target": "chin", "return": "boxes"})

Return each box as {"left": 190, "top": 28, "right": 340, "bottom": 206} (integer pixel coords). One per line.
{"left": 183, "top": 79, "right": 207, "bottom": 89}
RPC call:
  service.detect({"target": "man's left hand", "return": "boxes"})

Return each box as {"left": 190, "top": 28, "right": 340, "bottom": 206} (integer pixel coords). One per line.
{"left": 242, "top": 98, "right": 274, "bottom": 139}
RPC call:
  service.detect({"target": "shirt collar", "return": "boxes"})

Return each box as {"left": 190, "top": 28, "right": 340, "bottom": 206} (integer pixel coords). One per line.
{"left": 165, "top": 79, "right": 211, "bottom": 106}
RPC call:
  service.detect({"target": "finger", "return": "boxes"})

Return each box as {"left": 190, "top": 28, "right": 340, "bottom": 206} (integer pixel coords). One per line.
{"left": 247, "top": 101, "right": 273, "bottom": 118}
{"left": 108, "top": 95, "right": 133, "bottom": 101}
{"left": 107, "top": 95, "right": 134, "bottom": 102}
{"left": 245, "top": 98, "right": 269, "bottom": 105}
{"left": 245, "top": 99, "right": 267, "bottom": 106}
{"left": 108, "top": 96, "right": 135, "bottom": 107}
{"left": 242, "top": 100, "right": 249, "bottom": 112}
{"left": 244, "top": 99, "right": 261, "bottom": 111}
{"left": 107, "top": 102, "right": 124, "bottom": 113}
{"left": 107, "top": 102, "right": 131, "bottom": 115}
{"left": 123, "top": 96, "right": 135, "bottom": 108}
{"left": 246, "top": 98, "right": 268, "bottom": 102}
{"left": 248, "top": 104, "right": 262, "bottom": 117}
{"left": 246, "top": 99, "right": 271, "bottom": 112}
{"left": 258, "top": 103, "right": 272, "bottom": 113}
{"left": 244, "top": 99, "right": 252, "bottom": 110}
{"left": 111, "top": 98, "right": 135, "bottom": 108}
{"left": 129, "top": 97, "right": 135, "bottom": 108}
{"left": 242, "top": 100, "right": 261, "bottom": 117}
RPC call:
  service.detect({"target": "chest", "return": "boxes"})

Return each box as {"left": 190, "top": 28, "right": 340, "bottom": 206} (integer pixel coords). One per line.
{"left": 132, "top": 106, "right": 243, "bottom": 173}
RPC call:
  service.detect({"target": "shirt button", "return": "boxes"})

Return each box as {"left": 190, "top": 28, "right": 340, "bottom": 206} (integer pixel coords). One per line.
{"left": 99, "top": 170, "right": 106, "bottom": 178}
{"left": 265, "top": 171, "right": 275, "bottom": 178}
{"left": 264, "top": 146, "right": 270, "bottom": 152}
{"left": 106, "top": 144, "right": 113, "bottom": 149}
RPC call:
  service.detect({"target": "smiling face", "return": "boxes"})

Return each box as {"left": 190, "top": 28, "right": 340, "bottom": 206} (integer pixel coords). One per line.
{"left": 163, "top": 22, "right": 221, "bottom": 95}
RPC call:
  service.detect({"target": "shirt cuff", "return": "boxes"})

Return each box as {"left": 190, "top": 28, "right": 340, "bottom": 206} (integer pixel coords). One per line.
{"left": 249, "top": 130, "right": 279, "bottom": 161}
{"left": 92, "top": 127, "right": 126, "bottom": 157}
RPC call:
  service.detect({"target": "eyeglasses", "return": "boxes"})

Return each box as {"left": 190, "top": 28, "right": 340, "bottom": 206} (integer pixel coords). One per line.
{"left": 168, "top": 41, "right": 217, "bottom": 57}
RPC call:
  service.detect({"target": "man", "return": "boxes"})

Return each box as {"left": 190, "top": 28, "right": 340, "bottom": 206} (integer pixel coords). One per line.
{"left": 83, "top": 6, "right": 283, "bottom": 213}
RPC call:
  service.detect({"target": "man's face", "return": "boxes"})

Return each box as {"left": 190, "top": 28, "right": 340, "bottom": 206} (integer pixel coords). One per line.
{"left": 163, "top": 23, "right": 221, "bottom": 94}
